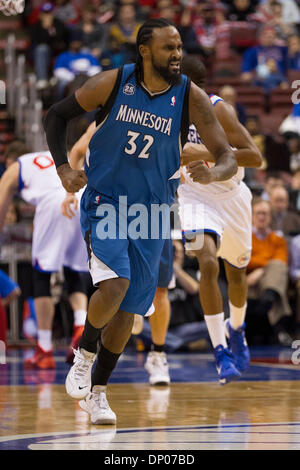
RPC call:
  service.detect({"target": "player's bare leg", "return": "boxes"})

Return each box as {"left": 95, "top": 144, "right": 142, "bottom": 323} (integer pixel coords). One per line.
{"left": 150, "top": 288, "right": 170, "bottom": 346}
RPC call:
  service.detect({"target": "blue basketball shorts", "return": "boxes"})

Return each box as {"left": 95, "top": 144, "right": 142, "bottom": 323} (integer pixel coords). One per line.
{"left": 80, "top": 187, "right": 167, "bottom": 316}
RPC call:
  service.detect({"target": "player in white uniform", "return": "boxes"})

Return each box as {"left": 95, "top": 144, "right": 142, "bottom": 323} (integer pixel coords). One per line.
{"left": 0, "top": 150, "right": 89, "bottom": 368}
{"left": 179, "top": 56, "right": 262, "bottom": 384}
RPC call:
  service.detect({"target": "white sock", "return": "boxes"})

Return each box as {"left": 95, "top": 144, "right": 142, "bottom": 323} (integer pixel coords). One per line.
{"left": 38, "top": 329, "right": 52, "bottom": 352}
{"left": 229, "top": 301, "right": 247, "bottom": 330}
{"left": 204, "top": 312, "right": 227, "bottom": 349}
{"left": 73, "top": 309, "right": 87, "bottom": 327}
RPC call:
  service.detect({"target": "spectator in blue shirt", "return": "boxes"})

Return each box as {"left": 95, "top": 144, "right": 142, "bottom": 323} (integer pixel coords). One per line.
{"left": 53, "top": 27, "right": 101, "bottom": 99}
{"left": 241, "top": 25, "right": 288, "bottom": 84}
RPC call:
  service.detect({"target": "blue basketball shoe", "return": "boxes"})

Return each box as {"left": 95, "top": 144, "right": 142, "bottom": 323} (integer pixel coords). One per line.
{"left": 214, "top": 345, "right": 241, "bottom": 385}
{"left": 225, "top": 319, "right": 250, "bottom": 372}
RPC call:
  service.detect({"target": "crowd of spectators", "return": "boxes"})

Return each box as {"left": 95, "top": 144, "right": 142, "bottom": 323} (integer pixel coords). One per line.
{"left": 21, "top": 0, "right": 300, "bottom": 89}
{"left": 1, "top": 0, "right": 300, "bottom": 348}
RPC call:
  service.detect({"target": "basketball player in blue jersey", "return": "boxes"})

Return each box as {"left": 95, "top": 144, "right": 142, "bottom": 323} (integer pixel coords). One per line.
{"left": 43, "top": 18, "right": 237, "bottom": 425}
{"left": 65, "top": 122, "right": 173, "bottom": 386}
{"left": 179, "top": 56, "right": 262, "bottom": 384}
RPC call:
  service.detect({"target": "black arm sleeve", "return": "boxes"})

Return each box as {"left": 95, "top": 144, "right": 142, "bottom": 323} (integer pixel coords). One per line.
{"left": 43, "top": 93, "right": 87, "bottom": 168}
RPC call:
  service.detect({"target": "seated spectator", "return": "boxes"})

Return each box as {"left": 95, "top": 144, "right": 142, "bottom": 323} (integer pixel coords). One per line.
{"left": 151, "top": 0, "right": 180, "bottom": 24}
{"left": 109, "top": 3, "right": 142, "bottom": 64}
{"left": 53, "top": 28, "right": 101, "bottom": 99}
{"left": 258, "top": 0, "right": 300, "bottom": 26}
{"left": 269, "top": 185, "right": 300, "bottom": 237}
{"left": 254, "top": 57, "right": 289, "bottom": 93}
{"left": 136, "top": 0, "right": 156, "bottom": 19}
{"left": 286, "top": 132, "right": 300, "bottom": 173}
{"left": 218, "top": 84, "right": 248, "bottom": 125}
{"left": 260, "top": 172, "right": 284, "bottom": 200}
{"left": 287, "top": 34, "right": 300, "bottom": 70}
{"left": 225, "top": 0, "right": 258, "bottom": 22}
{"left": 99, "top": 34, "right": 133, "bottom": 71}
{"left": 30, "top": 2, "right": 70, "bottom": 90}
{"left": 241, "top": 26, "right": 288, "bottom": 84}
{"left": 246, "top": 198, "right": 292, "bottom": 345}
{"left": 245, "top": 115, "right": 291, "bottom": 175}
{"left": 221, "top": 0, "right": 260, "bottom": 8}
{"left": 77, "top": 4, "right": 109, "bottom": 59}
{"left": 53, "top": 0, "right": 81, "bottom": 25}
{"left": 192, "top": 2, "right": 220, "bottom": 59}
{"left": 267, "top": 1, "right": 297, "bottom": 42}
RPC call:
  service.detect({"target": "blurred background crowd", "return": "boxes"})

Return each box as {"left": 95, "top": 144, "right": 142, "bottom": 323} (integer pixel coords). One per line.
{"left": 1, "top": 0, "right": 300, "bottom": 352}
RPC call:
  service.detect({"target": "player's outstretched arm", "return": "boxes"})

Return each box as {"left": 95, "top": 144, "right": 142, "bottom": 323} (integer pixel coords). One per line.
{"left": 43, "top": 69, "right": 118, "bottom": 192}
{"left": 0, "top": 162, "right": 19, "bottom": 232}
{"left": 188, "top": 83, "right": 237, "bottom": 184}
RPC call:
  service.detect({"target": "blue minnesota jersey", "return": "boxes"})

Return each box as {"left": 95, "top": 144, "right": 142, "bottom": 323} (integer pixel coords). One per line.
{"left": 85, "top": 63, "right": 190, "bottom": 206}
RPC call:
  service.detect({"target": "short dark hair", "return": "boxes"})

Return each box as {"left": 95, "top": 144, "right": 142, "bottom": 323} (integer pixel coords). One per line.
{"left": 4, "top": 140, "right": 30, "bottom": 163}
{"left": 135, "top": 18, "right": 175, "bottom": 84}
{"left": 181, "top": 55, "right": 206, "bottom": 89}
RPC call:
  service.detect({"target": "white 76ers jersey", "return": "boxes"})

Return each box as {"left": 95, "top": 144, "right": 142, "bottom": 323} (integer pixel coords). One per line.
{"left": 181, "top": 94, "right": 245, "bottom": 197}
{"left": 18, "top": 151, "right": 65, "bottom": 206}
{"left": 17, "top": 151, "right": 88, "bottom": 273}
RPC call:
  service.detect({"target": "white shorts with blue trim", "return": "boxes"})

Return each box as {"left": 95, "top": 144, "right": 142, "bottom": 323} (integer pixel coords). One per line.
{"left": 32, "top": 191, "right": 88, "bottom": 273}
{"left": 178, "top": 181, "right": 252, "bottom": 269}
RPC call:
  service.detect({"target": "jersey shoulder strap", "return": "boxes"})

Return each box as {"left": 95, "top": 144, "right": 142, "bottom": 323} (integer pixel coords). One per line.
{"left": 209, "top": 94, "right": 224, "bottom": 106}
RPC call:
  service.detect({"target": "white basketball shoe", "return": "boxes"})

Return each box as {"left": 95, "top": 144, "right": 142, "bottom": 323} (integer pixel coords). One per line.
{"left": 144, "top": 351, "right": 170, "bottom": 386}
{"left": 79, "top": 387, "right": 117, "bottom": 425}
{"left": 65, "top": 348, "right": 96, "bottom": 399}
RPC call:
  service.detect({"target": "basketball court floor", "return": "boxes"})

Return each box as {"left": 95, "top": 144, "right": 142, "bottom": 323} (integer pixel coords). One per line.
{"left": 1, "top": 345, "right": 300, "bottom": 451}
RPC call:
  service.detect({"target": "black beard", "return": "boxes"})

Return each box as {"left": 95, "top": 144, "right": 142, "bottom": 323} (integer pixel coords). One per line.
{"left": 152, "top": 59, "right": 182, "bottom": 86}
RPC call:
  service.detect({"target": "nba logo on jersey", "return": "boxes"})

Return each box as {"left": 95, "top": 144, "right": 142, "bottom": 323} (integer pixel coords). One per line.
{"left": 123, "top": 84, "right": 135, "bottom": 96}
{"left": 95, "top": 195, "right": 101, "bottom": 204}
{"left": 171, "top": 96, "right": 176, "bottom": 107}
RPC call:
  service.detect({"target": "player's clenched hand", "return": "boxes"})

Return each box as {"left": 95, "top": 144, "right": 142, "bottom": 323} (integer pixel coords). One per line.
{"left": 57, "top": 163, "right": 87, "bottom": 193}
{"left": 186, "top": 161, "right": 214, "bottom": 185}
{"left": 181, "top": 143, "right": 210, "bottom": 166}
{"left": 61, "top": 193, "right": 78, "bottom": 219}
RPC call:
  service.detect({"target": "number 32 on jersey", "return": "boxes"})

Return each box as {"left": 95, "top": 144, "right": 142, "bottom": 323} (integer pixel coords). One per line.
{"left": 124, "top": 130, "right": 154, "bottom": 159}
